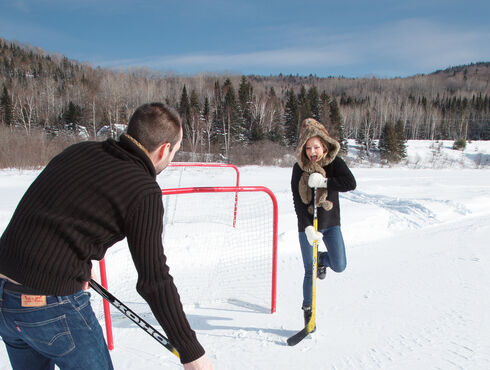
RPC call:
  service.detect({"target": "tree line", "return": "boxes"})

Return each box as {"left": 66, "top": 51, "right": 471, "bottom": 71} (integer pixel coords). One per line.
{"left": 0, "top": 37, "right": 489, "bottom": 167}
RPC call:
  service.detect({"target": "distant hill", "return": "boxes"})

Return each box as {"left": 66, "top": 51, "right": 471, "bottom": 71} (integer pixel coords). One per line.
{"left": 431, "top": 62, "right": 490, "bottom": 79}
{"left": 0, "top": 36, "right": 489, "bottom": 169}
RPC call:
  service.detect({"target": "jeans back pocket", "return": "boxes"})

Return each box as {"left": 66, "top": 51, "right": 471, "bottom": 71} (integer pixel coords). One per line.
{"left": 14, "top": 314, "right": 75, "bottom": 357}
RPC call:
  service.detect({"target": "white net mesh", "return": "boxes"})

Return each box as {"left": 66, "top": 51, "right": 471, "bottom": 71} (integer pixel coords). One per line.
{"left": 92, "top": 184, "right": 276, "bottom": 330}
{"left": 161, "top": 189, "right": 275, "bottom": 312}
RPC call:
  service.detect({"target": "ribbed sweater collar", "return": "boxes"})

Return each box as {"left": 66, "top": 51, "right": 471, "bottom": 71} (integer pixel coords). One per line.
{"left": 116, "top": 133, "right": 156, "bottom": 178}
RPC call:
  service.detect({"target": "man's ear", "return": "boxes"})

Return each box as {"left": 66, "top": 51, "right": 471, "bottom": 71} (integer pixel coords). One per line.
{"left": 158, "top": 143, "right": 170, "bottom": 160}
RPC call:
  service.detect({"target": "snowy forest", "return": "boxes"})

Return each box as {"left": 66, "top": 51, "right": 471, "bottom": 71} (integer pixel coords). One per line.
{"left": 0, "top": 37, "right": 489, "bottom": 168}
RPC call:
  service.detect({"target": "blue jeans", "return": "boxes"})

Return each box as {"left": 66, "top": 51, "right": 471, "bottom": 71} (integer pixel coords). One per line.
{"left": 0, "top": 279, "right": 113, "bottom": 370}
{"left": 299, "top": 225, "right": 347, "bottom": 306}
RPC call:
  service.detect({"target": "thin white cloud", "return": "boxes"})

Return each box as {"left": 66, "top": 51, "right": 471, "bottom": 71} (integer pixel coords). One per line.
{"left": 95, "top": 18, "right": 490, "bottom": 76}
{"left": 12, "top": 1, "right": 30, "bottom": 13}
{"left": 358, "top": 18, "right": 490, "bottom": 71}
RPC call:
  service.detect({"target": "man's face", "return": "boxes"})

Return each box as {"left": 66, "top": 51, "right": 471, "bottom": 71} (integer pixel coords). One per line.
{"left": 155, "top": 129, "right": 182, "bottom": 174}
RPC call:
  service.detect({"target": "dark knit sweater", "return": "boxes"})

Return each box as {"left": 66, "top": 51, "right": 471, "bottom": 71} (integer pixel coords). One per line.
{"left": 0, "top": 135, "right": 204, "bottom": 363}
{"left": 291, "top": 156, "right": 357, "bottom": 232}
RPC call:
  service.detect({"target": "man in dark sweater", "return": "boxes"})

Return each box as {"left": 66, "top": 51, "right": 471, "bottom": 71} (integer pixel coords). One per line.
{"left": 0, "top": 103, "right": 212, "bottom": 369}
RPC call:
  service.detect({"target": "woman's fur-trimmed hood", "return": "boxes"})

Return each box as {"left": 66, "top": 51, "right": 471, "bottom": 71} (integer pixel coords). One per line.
{"left": 296, "top": 118, "right": 340, "bottom": 172}
{"left": 295, "top": 118, "right": 341, "bottom": 214}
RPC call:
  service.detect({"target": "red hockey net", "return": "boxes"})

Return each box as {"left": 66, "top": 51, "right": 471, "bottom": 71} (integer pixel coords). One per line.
{"left": 95, "top": 164, "right": 277, "bottom": 350}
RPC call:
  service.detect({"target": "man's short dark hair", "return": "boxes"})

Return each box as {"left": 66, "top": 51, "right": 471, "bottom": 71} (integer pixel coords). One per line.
{"left": 127, "top": 103, "right": 182, "bottom": 152}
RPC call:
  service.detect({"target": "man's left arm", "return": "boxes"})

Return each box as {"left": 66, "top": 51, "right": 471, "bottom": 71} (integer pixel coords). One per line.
{"left": 125, "top": 191, "right": 206, "bottom": 365}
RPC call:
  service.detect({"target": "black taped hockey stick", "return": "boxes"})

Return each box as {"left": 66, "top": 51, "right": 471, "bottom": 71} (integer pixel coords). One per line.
{"left": 89, "top": 279, "right": 180, "bottom": 358}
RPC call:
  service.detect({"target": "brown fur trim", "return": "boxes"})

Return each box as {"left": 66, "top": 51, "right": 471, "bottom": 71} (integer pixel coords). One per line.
{"left": 299, "top": 172, "right": 312, "bottom": 205}
{"left": 306, "top": 188, "right": 333, "bottom": 214}
{"left": 300, "top": 174, "right": 333, "bottom": 214}
{"left": 295, "top": 118, "right": 339, "bottom": 213}
{"left": 295, "top": 118, "right": 340, "bottom": 172}
{"left": 123, "top": 133, "right": 151, "bottom": 158}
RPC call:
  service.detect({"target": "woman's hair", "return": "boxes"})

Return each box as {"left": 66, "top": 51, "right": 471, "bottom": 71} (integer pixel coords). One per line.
{"left": 127, "top": 103, "right": 182, "bottom": 152}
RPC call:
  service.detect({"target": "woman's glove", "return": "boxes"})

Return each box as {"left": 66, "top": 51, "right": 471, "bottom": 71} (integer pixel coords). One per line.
{"left": 308, "top": 173, "right": 328, "bottom": 188}
{"left": 305, "top": 225, "right": 322, "bottom": 246}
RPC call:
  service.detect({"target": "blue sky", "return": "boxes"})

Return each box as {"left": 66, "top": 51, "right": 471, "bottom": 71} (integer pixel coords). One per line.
{"left": 1, "top": 0, "right": 489, "bottom": 78}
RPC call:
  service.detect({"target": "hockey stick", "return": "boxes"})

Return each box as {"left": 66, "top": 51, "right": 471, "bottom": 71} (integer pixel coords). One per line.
{"left": 89, "top": 279, "right": 180, "bottom": 358}
{"left": 287, "top": 187, "right": 318, "bottom": 346}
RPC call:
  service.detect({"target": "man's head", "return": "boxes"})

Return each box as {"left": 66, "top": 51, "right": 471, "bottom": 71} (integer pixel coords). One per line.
{"left": 127, "top": 103, "right": 183, "bottom": 174}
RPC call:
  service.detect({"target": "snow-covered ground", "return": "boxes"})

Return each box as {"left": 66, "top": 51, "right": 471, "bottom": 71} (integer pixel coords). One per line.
{"left": 345, "top": 139, "right": 490, "bottom": 169}
{"left": 1, "top": 141, "right": 490, "bottom": 369}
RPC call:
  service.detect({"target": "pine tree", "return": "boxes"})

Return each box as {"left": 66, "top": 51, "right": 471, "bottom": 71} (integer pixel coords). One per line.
{"left": 203, "top": 96, "right": 210, "bottom": 122}
{"left": 187, "top": 89, "right": 202, "bottom": 153}
{"left": 202, "top": 96, "right": 212, "bottom": 152}
{"left": 1, "top": 85, "right": 13, "bottom": 126}
{"left": 380, "top": 120, "right": 406, "bottom": 163}
{"left": 379, "top": 121, "right": 398, "bottom": 162}
{"left": 238, "top": 76, "right": 258, "bottom": 141}
{"left": 63, "top": 101, "right": 83, "bottom": 125}
{"left": 307, "top": 86, "right": 320, "bottom": 120}
{"left": 284, "top": 89, "right": 300, "bottom": 147}
{"left": 266, "top": 87, "right": 284, "bottom": 144}
{"left": 297, "top": 86, "right": 311, "bottom": 123}
{"left": 211, "top": 80, "right": 223, "bottom": 145}
{"left": 222, "top": 79, "right": 241, "bottom": 157}
{"left": 319, "top": 91, "right": 332, "bottom": 127}
{"left": 328, "top": 97, "right": 348, "bottom": 154}
{"left": 395, "top": 119, "right": 407, "bottom": 160}
{"left": 178, "top": 85, "right": 190, "bottom": 135}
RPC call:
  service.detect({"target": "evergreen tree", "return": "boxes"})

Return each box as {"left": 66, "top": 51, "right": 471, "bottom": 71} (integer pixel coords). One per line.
{"left": 379, "top": 120, "right": 407, "bottom": 163}
{"left": 379, "top": 121, "right": 398, "bottom": 162}
{"left": 395, "top": 119, "right": 407, "bottom": 160}
{"left": 284, "top": 89, "right": 300, "bottom": 147}
{"left": 63, "top": 101, "right": 83, "bottom": 124}
{"left": 211, "top": 80, "right": 223, "bottom": 145}
{"left": 187, "top": 89, "right": 202, "bottom": 153}
{"left": 222, "top": 79, "right": 242, "bottom": 156}
{"left": 306, "top": 86, "right": 320, "bottom": 120}
{"left": 267, "top": 124, "right": 283, "bottom": 144}
{"left": 319, "top": 91, "right": 332, "bottom": 127}
{"left": 266, "top": 87, "right": 284, "bottom": 144}
{"left": 238, "top": 76, "right": 257, "bottom": 141}
{"left": 452, "top": 138, "right": 466, "bottom": 151}
{"left": 189, "top": 89, "right": 200, "bottom": 113}
{"left": 297, "top": 86, "right": 311, "bottom": 123}
{"left": 1, "top": 85, "right": 13, "bottom": 126}
{"left": 178, "top": 85, "right": 190, "bottom": 126}
{"left": 203, "top": 96, "right": 210, "bottom": 122}
{"left": 328, "top": 97, "right": 348, "bottom": 154}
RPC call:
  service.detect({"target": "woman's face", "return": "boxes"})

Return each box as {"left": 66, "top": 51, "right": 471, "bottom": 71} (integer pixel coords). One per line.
{"left": 305, "top": 137, "right": 326, "bottom": 162}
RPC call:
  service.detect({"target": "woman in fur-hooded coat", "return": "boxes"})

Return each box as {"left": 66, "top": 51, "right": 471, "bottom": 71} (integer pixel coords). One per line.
{"left": 291, "top": 118, "right": 356, "bottom": 312}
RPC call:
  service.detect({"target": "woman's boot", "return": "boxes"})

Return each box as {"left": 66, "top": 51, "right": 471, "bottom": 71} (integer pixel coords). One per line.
{"left": 302, "top": 305, "right": 316, "bottom": 332}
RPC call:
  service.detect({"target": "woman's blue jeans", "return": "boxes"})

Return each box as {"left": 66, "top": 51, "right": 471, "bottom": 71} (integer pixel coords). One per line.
{"left": 299, "top": 225, "right": 347, "bottom": 307}
{"left": 0, "top": 279, "right": 113, "bottom": 370}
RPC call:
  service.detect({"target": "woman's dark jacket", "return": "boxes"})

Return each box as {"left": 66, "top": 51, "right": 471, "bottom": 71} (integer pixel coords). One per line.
{"left": 291, "top": 156, "right": 356, "bottom": 231}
